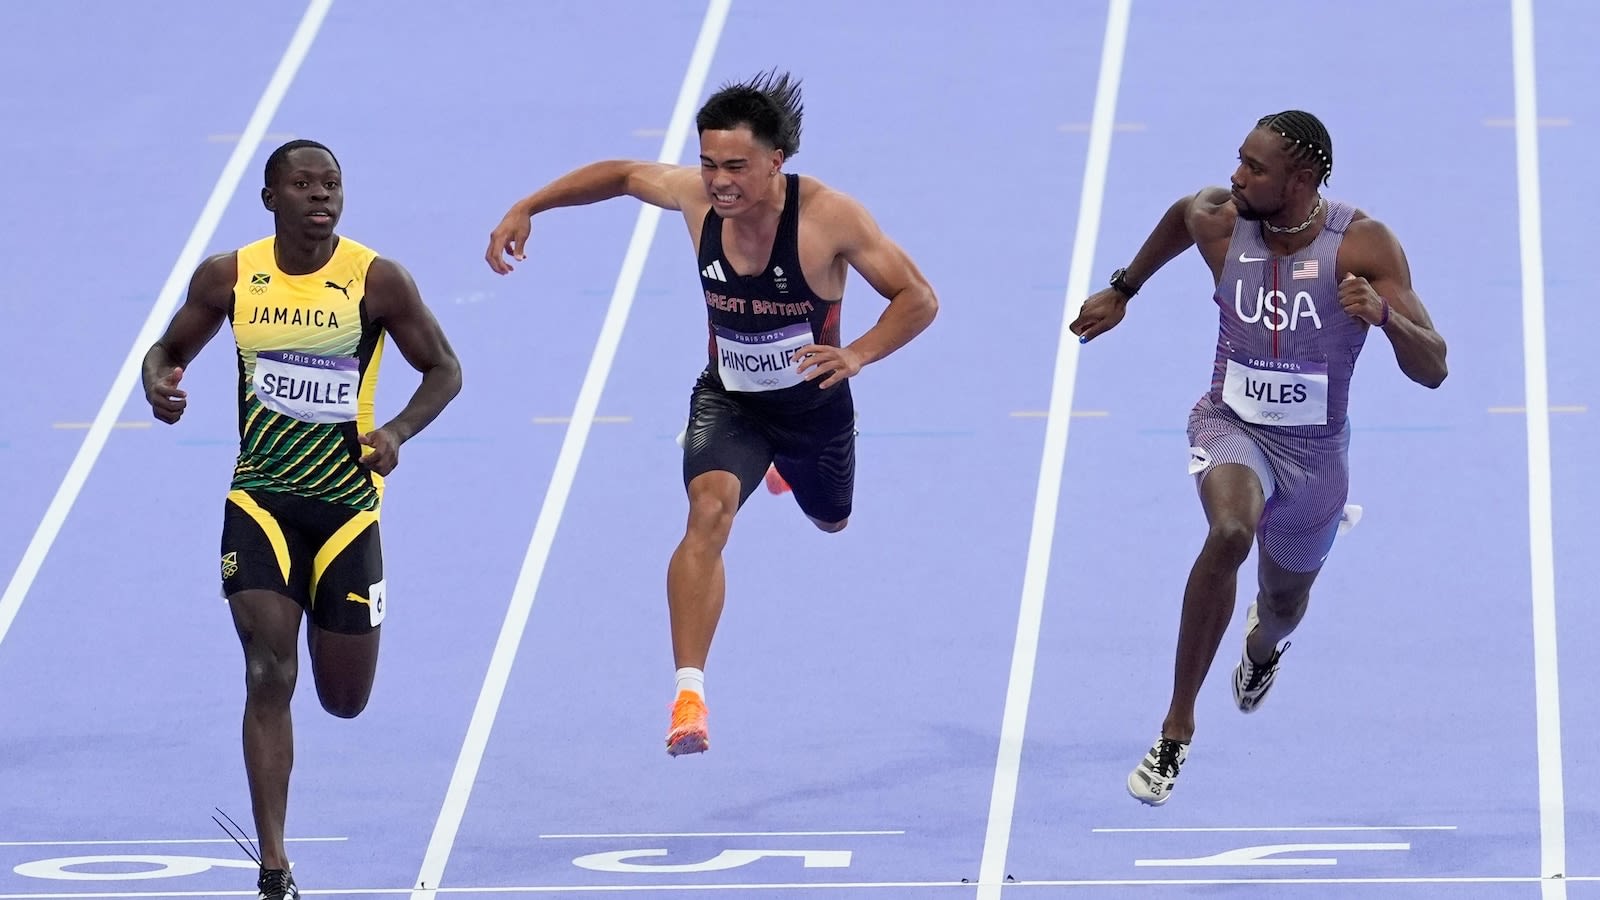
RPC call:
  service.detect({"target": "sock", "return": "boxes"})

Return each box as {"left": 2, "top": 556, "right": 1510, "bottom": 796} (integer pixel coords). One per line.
{"left": 675, "top": 667, "right": 705, "bottom": 700}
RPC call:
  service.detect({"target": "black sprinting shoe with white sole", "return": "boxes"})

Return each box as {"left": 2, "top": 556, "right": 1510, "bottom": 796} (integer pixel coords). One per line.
{"left": 1127, "top": 736, "right": 1189, "bottom": 806}
{"left": 257, "top": 867, "right": 299, "bottom": 900}
{"left": 1233, "top": 602, "right": 1291, "bottom": 713}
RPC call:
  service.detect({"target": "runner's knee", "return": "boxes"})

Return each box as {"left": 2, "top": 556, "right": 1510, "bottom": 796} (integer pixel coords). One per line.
{"left": 243, "top": 643, "right": 297, "bottom": 704}
{"left": 1203, "top": 518, "right": 1256, "bottom": 566}
{"left": 685, "top": 477, "right": 739, "bottom": 545}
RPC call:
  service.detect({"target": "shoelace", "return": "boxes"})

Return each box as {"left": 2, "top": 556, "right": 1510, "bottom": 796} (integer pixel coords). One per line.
{"left": 210, "top": 808, "right": 293, "bottom": 897}
{"left": 1153, "top": 739, "right": 1184, "bottom": 778}
{"left": 670, "top": 695, "right": 707, "bottom": 730}
{"left": 211, "top": 808, "right": 262, "bottom": 867}
{"left": 1243, "top": 641, "right": 1292, "bottom": 692}
{"left": 257, "top": 868, "right": 295, "bottom": 898}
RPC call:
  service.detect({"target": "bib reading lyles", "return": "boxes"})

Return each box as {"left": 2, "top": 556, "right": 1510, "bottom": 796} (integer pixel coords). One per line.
{"left": 714, "top": 322, "right": 813, "bottom": 393}
{"left": 1221, "top": 355, "right": 1329, "bottom": 426}
{"left": 252, "top": 350, "right": 360, "bottom": 424}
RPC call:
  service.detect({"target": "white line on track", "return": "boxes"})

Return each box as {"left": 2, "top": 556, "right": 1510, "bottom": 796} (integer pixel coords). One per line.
{"left": 0, "top": 0, "right": 335, "bottom": 652}
{"left": 405, "top": 3, "right": 732, "bottom": 897}
{"left": 974, "top": 1, "right": 1133, "bottom": 897}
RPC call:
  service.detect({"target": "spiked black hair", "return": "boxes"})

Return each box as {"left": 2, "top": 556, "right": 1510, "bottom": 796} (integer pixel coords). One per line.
{"left": 696, "top": 69, "right": 804, "bottom": 158}
{"left": 263, "top": 139, "right": 340, "bottom": 188}
{"left": 1256, "top": 111, "right": 1332, "bottom": 185}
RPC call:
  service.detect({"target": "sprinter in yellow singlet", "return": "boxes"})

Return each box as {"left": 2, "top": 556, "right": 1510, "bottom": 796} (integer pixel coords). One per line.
{"left": 140, "top": 140, "right": 462, "bottom": 900}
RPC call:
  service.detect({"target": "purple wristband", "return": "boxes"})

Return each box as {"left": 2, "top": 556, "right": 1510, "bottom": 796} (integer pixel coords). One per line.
{"left": 1378, "top": 298, "right": 1391, "bottom": 327}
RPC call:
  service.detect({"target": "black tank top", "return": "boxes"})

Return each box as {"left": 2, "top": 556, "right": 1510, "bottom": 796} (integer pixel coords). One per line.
{"left": 697, "top": 173, "right": 843, "bottom": 412}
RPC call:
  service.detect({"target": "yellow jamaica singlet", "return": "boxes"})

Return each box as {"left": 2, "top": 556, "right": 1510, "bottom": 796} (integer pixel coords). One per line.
{"left": 229, "top": 235, "right": 386, "bottom": 510}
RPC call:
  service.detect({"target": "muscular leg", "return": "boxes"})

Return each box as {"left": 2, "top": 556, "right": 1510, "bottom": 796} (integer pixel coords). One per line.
{"left": 778, "top": 400, "right": 855, "bottom": 537}
{"left": 307, "top": 626, "right": 380, "bottom": 718}
{"left": 1161, "top": 463, "right": 1265, "bottom": 743}
{"left": 1244, "top": 538, "right": 1323, "bottom": 664}
{"left": 228, "top": 589, "right": 303, "bottom": 872}
{"left": 667, "top": 471, "right": 743, "bottom": 669}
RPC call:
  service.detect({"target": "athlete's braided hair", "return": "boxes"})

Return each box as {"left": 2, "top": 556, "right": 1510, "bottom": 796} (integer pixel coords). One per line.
{"left": 697, "top": 69, "right": 804, "bottom": 158}
{"left": 1256, "top": 111, "right": 1332, "bottom": 185}
{"left": 263, "top": 139, "right": 340, "bottom": 188}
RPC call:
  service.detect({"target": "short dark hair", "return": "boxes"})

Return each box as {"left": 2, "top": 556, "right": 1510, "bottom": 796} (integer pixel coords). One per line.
{"left": 263, "top": 139, "right": 340, "bottom": 187}
{"left": 696, "top": 69, "right": 803, "bottom": 158}
{"left": 1256, "top": 111, "right": 1332, "bottom": 185}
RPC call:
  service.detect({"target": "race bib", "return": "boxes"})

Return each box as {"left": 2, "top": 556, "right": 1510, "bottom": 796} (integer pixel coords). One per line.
{"left": 365, "top": 579, "right": 387, "bottom": 627}
{"left": 252, "top": 349, "right": 360, "bottom": 423}
{"left": 1221, "top": 356, "right": 1328, "bottom": 426}
{"left": 714, "top": 322, "right": 813, "bottom": 392}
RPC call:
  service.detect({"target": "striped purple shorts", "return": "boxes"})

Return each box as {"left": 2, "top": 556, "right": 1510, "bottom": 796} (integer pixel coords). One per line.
{"left": 1186, "top": 395, "right": 1350, "bottom": 573}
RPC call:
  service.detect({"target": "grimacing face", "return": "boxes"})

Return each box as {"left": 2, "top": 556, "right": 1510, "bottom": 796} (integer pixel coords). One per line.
{"left": 698, "top": 126, "right": 784, "bottom": 219}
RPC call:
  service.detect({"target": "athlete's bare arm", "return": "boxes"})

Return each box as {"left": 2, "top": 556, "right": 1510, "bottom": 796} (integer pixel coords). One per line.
{"left": 141, "top": 252, "right": 236, "bottom": 424}
{"left": 1336, "top": 217, "right": 1448, "bottom": 388}
{"left": 1184, "top": 187, "right": 1240, "bottom": 279}
{"left": 357, "top": 258, "right": 464, "bottom": 475}
{"left": 485, "top": 162, "right": 708, "bottom": 274}
{"left": 1071, "top": 187, "right": 1232, "bottom": 343}
{"left": 794, "top": 187, "right": 938, "bottom": 389}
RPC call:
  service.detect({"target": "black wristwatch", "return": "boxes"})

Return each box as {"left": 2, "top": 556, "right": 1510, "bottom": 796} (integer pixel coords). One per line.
{"left": 1109, "top": 267, "right": 1139, "bottom": 299}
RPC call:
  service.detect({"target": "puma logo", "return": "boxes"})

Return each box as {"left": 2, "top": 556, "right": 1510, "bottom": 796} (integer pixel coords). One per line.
{"left": 324, "top": 279, "right": 354, "bottom": 299}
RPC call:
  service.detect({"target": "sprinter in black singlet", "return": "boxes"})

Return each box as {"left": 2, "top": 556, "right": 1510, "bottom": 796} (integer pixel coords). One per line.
{"left": 486, "top": 70, "right": 938, "bottom": 756}
{"left": 689, "top": 167, "right": 854, "bottom": 522}
{"left": 141, "top": 140, "right": 462, "bottom": 900}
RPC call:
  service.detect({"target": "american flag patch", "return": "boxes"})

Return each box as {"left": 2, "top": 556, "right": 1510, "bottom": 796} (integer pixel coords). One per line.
{"left": 1291, "top": 259, "right": 1319, "bottom": 280}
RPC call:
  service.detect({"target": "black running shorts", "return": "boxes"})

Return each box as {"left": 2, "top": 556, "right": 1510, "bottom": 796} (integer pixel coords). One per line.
{"left": 682, "top": 369, "right": 856, "bottom": 523}
{"left": 220, "top": 488, "right": 386, "bottom": 633}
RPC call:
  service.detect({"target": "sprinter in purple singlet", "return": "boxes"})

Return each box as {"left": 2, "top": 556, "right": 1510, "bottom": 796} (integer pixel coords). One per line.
{"left": 1070, "top": 111, "right": 1449, "bottom": 805}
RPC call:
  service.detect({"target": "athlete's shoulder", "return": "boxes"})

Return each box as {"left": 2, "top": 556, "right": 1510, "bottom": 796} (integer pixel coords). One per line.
{"left": 796, "top": 175, "right": 873, "bottom": 225}
{"left": 1342, "top": 206, "right": 1380, "bottom": 230}
{"left": 196, "top": 249, "right": 240, "bottom": 284}
{"left": 1190, "top": 184, "right": 1235, "bottom": 214}
{"left": 366, "top": 255, "right": 411, "bottom": 281}
{"left": 1337, "top": 211, "right": 1409, "bottom": 275}
{"left": 795, "top": 177, "right": 885, "bottom": 257}
{"left": 796, "top": 173, "right": 843, "bottom": 205}
{"left": 185, "top": 250, "right": 238, "bottom": 309}
{"left": 1188, "top": 186, "right": 1237, "bottom": 237}
{"left": 364, "top": 255, "right": 422, "bottom": 308}
{"left": 1341, "top": 210, "right": 1400, "bottom": 245}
